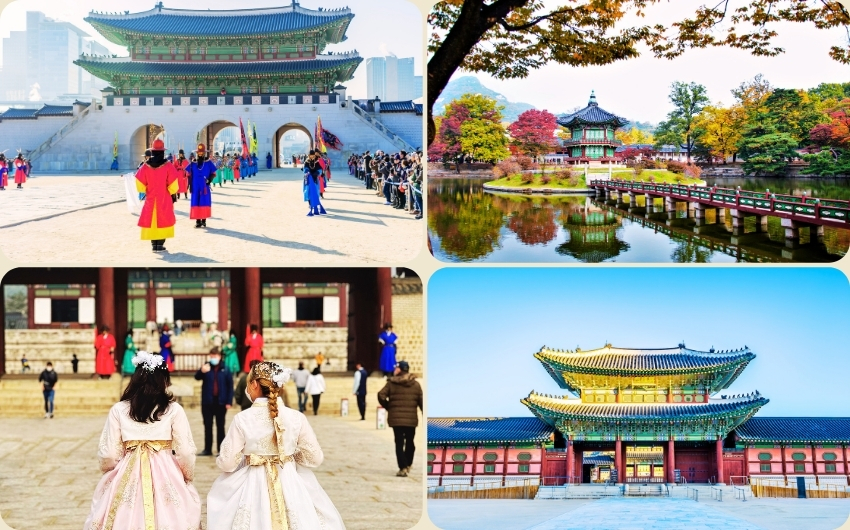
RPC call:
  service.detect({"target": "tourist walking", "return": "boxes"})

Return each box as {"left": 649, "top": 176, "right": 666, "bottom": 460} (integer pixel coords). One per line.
{"left": 221, "top": 331, "right": 241, "bottom": 375}
{"left": 187, "top": 143, "right": 216, "bottom": 228}
{"left": 352, "top": 363, "right": 368, "bottom": 420}
{"left": 135, "top": 138, "right": 180, "bottom": 252}
{"left": 160, "top": 324, "right": 175, "bottom": 372}
{"left": 305, "top": 366, "right": 326, "bottom": 416}
{"left": 378, "top": 323, "right": 398, "bottom": 376}
{"left": 174, "top": 149, "right": 190, "bottom": 199}
{"left": 13, "top": 153, "right": 27, "bottom": 189}
{"left": 266, "top": 151, "right": 272, "bottom": 169}
{"left": 243, "top": 324, "right": 264, "bottom": 372}
{"left": 293, "top": 362, "right": 310, "bottom": 413}
{"left": 84, "top": 352, "right": 201, "bottom": 530}
{"left": 38, "top": 362, "right": 57, "bottom": 419}
{"left": 195, "top": 348, "right": 234, "bottom": 456}
{"left": 207, "top": 362, "right": 345, "bottom": 530}
{"left": 94, "top": 325, "right": 116, "bottom": 379}
{"left": 121, "top": 331, "right": 137, "bottom": 376}
{"left": 0, "top": 153, "right": 8, "bottom": 190}
{"left": 71, "top": 354, "right": 79, "bottom": 374}
{"left": 377, "top": 361, "right": 423, "bottom": 477}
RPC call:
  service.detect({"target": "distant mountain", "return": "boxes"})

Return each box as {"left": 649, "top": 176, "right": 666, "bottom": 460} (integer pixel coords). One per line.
{"left": 434, "top": 76, "right": 536, "bottom": 123}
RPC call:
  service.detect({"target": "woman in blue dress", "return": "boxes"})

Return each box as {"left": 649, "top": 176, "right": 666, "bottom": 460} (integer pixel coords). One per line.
{"left": 159, "top": 324, "right": 175, "bottom": 372}
{"left": 303, "top": 150, "right": 327, "bottom": 216}
{"left": 378, "top": 323, "right": 398, "bottom": 376}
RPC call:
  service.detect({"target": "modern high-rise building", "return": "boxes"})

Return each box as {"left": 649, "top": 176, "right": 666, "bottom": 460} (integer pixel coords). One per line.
{"left": 0, "top": 11, "right": 109, "bottom": 102}
{"left": 365, "top": 55, "right": 419, "bottom": 101}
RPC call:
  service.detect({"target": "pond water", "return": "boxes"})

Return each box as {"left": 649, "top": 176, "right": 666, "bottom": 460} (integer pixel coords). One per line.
{"left": 427, "top": 178, "right": 850, "bottom": 263}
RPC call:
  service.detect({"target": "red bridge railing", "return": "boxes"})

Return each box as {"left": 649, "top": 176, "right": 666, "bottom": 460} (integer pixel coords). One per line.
{"left": 589, "top": 179, "right": 850, "bottom": 227}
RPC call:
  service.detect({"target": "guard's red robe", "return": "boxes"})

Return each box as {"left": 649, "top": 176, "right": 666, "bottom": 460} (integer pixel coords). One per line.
{"left": 173, "top": 158, "right": 189, "bottom": 194}
{"left": 135, "top": 161, "right": 179, "bottom": 240}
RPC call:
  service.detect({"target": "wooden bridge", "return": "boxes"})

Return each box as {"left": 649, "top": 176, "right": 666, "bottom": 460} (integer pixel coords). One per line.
{"left": 589, "top": 180, "right": 850, "bottom": 240}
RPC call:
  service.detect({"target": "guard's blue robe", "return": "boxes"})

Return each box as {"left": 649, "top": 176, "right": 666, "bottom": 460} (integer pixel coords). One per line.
{"left": 187, "top": 160, "right": 216, "bottom": 219}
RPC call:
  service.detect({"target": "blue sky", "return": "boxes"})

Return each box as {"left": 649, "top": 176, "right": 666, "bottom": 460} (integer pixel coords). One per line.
{"left": 428, "top": 267, "right": 850, "bottom": 418}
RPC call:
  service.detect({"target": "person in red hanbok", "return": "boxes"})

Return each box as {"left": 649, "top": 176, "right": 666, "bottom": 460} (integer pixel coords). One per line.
{"left": 135, "top": 139, "right": 180, "bottom": 253}
{"left": 243, "top": 324, "right": 264, "bottom": 373}
{"left": 94, "top": 326, "right": 117, "bottom": 379}
{"left": 0, "top": 154, "right": 8, "bottom": 190}
{"left": 13, "top": 153, "right": 26, "bottom": 189}
{"left": 173, "top": 149, "right": 190, "bottom": 199}
{"left": 233, "top": 155, "right": 241, "bottom": 181}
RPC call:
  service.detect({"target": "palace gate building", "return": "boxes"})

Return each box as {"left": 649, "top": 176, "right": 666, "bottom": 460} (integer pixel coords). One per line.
{"left": 0, "top": 1, "right": 422, "bottom": 170}
{"left": 427, "top": 344, "right": 850, "bottom": 486}
{"left": 1, "top": 267, "right": 423, "bottom": 376}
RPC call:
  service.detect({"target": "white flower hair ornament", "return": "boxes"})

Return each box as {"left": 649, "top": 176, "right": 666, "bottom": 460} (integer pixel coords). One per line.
{"left": 272, "top": 366, "right": 292, "bottom": 388}
{"left": 132, "top": 351, "right": 165, "bottom": 372}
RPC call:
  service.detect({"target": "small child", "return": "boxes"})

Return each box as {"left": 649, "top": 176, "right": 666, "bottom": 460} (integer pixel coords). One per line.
{"left": 21, "top": 356, "right": 30, "bottom": 373}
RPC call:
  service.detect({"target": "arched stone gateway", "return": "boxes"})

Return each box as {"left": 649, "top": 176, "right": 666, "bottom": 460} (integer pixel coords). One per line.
{"left": 273, "top": 123, "right": 313, "bottom": 168}
{"left": 129, "top": 124, "right": 165, "bottom": 165}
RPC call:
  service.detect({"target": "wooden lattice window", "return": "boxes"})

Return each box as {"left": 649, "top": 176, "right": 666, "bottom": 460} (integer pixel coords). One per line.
{"left": 794, "top": 463, "right": 805, "bottom": 472}
{"left": 518, "top": 464, "right": 530, "bottom": 473}
{"left": 760, "top": 464, "right": 771, "bottom": 472}
{"left": 427, "top": 453, "right": 436, "bottom": 462}
{"left": 483, "top": 452, "right": 498, "bottom": 462}
{"left": 517, "top": 453, "right": 533, "bottom": 462}
{"left": 825, "top": 464, "right": 837, "bottom": 473}
{"left": 823, "top": 453, "right": 837, "bottom": 461}
{"left": 484, "top": 464, "right": 496, "bottom": 473}
{"left": 451, "top": 453, "right": 467, "bottom": 462}
{"left": 427, "top": 465, "right": 433, "bottom": 474}
{"left": 791, "top": 453, "right": 806, "bottom": 461}
{"left": 758, "top": 453, "right": 772, "bottom": 461}
{"left": 452, "top": 464, "right": 464, "bottom": 473}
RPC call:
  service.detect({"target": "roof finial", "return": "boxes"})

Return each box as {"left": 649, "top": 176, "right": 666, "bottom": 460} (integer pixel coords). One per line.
{"left": 588, "top": 90, "right": 597, "bottom": 106}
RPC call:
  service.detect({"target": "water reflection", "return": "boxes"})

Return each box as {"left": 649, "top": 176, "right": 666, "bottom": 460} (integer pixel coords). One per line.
{"left": 428, "top": 178, "right": 849, "bottom": 263}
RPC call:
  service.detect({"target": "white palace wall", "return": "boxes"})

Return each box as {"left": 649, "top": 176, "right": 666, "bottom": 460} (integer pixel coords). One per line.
{"left": 0, "top": 97, "right": 422, "bottom": 171}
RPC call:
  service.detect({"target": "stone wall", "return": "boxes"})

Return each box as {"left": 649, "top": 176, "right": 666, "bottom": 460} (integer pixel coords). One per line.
{"left": 263, "top": 327, "right": 349, "bottom": 372}
{"left": 392, "top": 278, "right": 424, "bottom": 376}
{"left": 4, "top": 329, "right": 96, "bottom": 374}
{"left": 0, "top": 116, "right": 73, "bottom": 154}
{"left": 376, "top": 112, "right": 424, "bottom": 150}
{"left": 0, "top": 98, "right": 422, "bottom": 172}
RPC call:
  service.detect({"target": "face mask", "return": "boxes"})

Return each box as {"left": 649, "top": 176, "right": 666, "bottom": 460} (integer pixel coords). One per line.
{"left": 245, "top": 388, "right": 254, "bottom": 404}
{"left": 209, "top": 358, "right": 219, "bottom": 366}
{"left": 46, "top": 367, "right": 53, "bottom": 372}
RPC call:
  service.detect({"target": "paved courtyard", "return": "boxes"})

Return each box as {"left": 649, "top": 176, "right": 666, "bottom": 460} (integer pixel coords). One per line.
{"left": 0, "top": 169, "right": 422, "bottom": 263}
{"left": 0, "top": 409, "right": 423, "bottom": 530}
{"left": 429, "top": 496, "right": 850, "bottom": 530}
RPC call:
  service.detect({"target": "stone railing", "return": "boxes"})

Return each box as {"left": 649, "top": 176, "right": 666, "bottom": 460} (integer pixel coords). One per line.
{"left": 27, "top": 104, "right": 93, "bottom": 162}
{"left": 351, "top": 104, "right": 417, "bottom": 153}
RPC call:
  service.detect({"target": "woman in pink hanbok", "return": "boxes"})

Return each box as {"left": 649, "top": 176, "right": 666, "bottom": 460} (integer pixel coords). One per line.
{"left": 84, "top": 351, "right": 201, "bottom": 530}
{"left": 207, "top": 361, "right": 345, "bottom": 530}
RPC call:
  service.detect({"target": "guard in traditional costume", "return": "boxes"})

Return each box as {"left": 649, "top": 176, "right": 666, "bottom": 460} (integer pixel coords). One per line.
{"left": 135, "top": 139, "right": 179, "bottom": 252}
{"left": 187, "top": 143, "right": 216, "bottom": 228}
{"left": 0, "top": 154, "right": 7, "bottom": 190}
{"left": 13, "top": 153, "right": 26, "bottom": 189}
{"left": 233, "top": 155, "right": 241, "bottom": 181}
{"left": 173, "top": 149, "right": 190, "bottom": 199}
{"left": 303, "top": 150, "right": 326, "bottom": 216}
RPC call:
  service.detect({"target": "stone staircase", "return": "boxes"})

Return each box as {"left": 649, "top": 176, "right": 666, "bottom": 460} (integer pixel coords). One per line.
{"left": 536, "top": 484, "right": 623, "bottom": 499}
{"left": 27, "top": 103, "right": 93, "bottom": 163}
{"left": 351, "top": 103, "right": 417, "bottom": 153}
{"left": 625, "top": 483, "right": 669, "bottom": 496}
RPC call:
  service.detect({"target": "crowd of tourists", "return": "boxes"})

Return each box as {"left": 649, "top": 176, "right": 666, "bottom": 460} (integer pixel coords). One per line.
{"left": 347, "top": 149, "right": 423, "bottom": 220}
{"left": 0, "top": 152, "right": 32, "bottom": 190}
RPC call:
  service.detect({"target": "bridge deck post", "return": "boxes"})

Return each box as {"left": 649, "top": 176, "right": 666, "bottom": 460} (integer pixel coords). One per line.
{"left": 729, "top": 209, "right": 748, "bottom": 236}
{"left": 781, "top": 218, "right": 800, "bottom": 242}
{"left": 665, "top": 197, "right": 678, "bottom": 220}
{"left": 755, "top": 215, "right": 768, "bottom": 233}
{"left": 629, "top": 192, "right": 638, "bottom": 209}
{"left": 645, "top": 194, "right": 654, "bottom": 213}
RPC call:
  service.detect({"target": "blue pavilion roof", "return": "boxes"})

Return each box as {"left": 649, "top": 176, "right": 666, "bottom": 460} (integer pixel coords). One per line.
{"left": 523, "top": 391, "right": 768, "bottom": 422}
{"left": 735, "top": 418, "right": 850, "bottom": 444}
{"left": 74, "top": 54, "right": 361, "bottom": 78}
{"left": 0, "top": 105, "right": 73, "bottom": 121}
{"left": 85, "top": 4, "right": 353, "bottom": 42}
{"left": 428, "top": 417, "right": 553, "bottom": 445}
{"left": 558, "top": 92, "right": 628, "bottom": 128}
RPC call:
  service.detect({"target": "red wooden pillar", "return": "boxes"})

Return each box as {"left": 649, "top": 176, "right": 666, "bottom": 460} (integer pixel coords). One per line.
{"left": 471, "top": 446, "right": 478, "bottom": 486}
{"left": 27, "top": 286, "right": 35, "bottom": 329}
{"left": 97, "top": 268, "right": 115, "bottom": 335}
{"left": 781, "top": 444, "right": 787, "bottom": 482}
{"left": 146, "top": 277, "right": 156, "bottom": 323}
{"left": 667, "top": 439, "right": 676, "bottom": 483}
{"left": 812, "top": 443, "right": 818, "bottom": 484}
{"left": 615, "top": 438, "right": 624, "bottom": 484}
{"left": 744, "top": 445, "right": 750, "bottom": 481}
{"left": 566, "top": 438, "right": 574, "bottom": 483}
{"left": 217, "top": 277, "right": 229, "bottom": 333}
{"left": 843, "top": 445, "right": 850, "bottom": 486}
{"left": 439, "top": 446, "right": 447, "bottom": 486}
{"left": 244, "top": 268, "right": 261, "bottom": 332}
{"left": 113, "top": 269, "right": 128, "bottom": 368}
{"left": 376, "top": 268, "right": 392, "bottom": 328}
{"left": 716, "top": 437, "right": 725, "bottom": 485}
{"left": 502, "top": 445, "right": 509, "bottom": 487}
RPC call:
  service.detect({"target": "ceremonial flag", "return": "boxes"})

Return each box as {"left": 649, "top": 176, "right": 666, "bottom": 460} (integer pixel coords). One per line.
{"left": 315, "top": 116, "right": 328, "bottom": 153}
{"left": 321, "top": 128, "right": 344, "bottom": 150}
{"left": 239, "top": 117, "right": 250, "bottom": 157}
{"left": 251, "top": 123, "right": 258, "bottom": 155}
{"left": 113, "top": 132, "right": 118, "bottom": 159}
